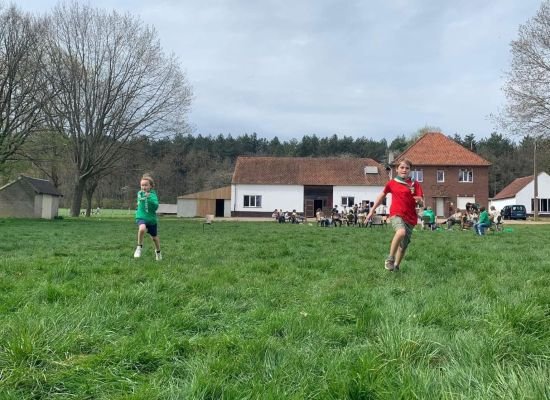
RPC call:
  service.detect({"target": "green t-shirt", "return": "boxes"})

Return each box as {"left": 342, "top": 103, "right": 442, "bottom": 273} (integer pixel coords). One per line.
{"left": 422, "top": 209, "right": 435, "bottom": 223}
{"left": 478, "top": 210, "right": 490, "bottom": 225}
{"left": 135, "top": 190, "right": 159, "bottom": 224}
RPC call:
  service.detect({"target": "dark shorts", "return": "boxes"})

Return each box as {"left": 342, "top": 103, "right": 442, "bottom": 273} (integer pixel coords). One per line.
{"left": 136, "top": 220, "right": 158, "bottom": 237}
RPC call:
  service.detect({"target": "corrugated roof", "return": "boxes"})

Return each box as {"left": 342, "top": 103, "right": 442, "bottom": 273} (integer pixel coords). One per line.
{"left": 232, "top": 157, "right": 388, "bottom": 186}
{"left": 492, "top": 175, "right": 533, "bottom": 200}
{"left": 396, "top": 132, "right": 491, "bottom": 166}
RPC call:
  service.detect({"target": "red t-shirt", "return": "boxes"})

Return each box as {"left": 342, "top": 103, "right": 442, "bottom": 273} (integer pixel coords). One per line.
{"left": 383, "top": 178, "right": 423, "bottom": 226}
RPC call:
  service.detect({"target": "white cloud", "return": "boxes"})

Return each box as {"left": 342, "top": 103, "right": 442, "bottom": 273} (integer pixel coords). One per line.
{"left": 18, "top": 0, "right": 544, "bottom": 140}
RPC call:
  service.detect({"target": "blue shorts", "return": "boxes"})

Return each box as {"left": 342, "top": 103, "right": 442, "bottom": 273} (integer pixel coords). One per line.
{"left": 136, "top": 220, "right": 158, "bottom": 237}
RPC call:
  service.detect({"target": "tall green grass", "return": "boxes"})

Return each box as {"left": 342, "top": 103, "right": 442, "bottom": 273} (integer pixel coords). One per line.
{"left": 0, "top": 218, "right": 548, "bottom": 399}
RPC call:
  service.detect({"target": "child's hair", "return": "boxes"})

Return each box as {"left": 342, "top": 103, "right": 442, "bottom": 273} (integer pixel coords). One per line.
{"left": 397, "top": 158, "right": 413, "bottom": 168}
{"left": 141, "top": 173, "right": 155, "bottom": 188}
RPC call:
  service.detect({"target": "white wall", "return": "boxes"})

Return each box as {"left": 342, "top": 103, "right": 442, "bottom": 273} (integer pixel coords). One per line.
{"left": 333, "top": 185, "right": 387, "bottom": 209}
{"left": 33, "top": 194, "right": 59, "bottom": 219}
{"left": 177, "top": 199, "right": 197, "bottom": 217}
{"left": 232, "top": 184, "right": 303, "bottom": 212}
{"left": 516, "top": 172, "right": 550, "bottom": 213}
{"left": 489, "top": 198, "right": 515, "bottom": 214}
{"left": 224, "top": 200, "right": 231, "bottom": 217}
{"left": 490, "top": 173, "right": 550, "bottom": 214}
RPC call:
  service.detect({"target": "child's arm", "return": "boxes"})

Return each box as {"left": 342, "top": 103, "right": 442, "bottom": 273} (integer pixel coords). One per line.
{"left": 366, "top": 191, "right": 386, "bottom": 220}
{"left": 147, "top": 191, "right": 159, "bottom": 212}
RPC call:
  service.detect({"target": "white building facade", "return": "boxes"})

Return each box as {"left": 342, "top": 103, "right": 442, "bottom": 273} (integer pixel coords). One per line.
{"left": 490, "top": 172, "right": 550, "bottom": 216}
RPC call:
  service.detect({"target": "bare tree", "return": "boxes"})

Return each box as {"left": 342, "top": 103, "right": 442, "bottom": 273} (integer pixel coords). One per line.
{"left": 42, "top": 3, "right": 192, "bottom": 217}
{"left": 0, "top": 5, "right": 46, "bottom": 169}
{"left": 500, "top": 1, "right": 550, "bottom": 219}
{"left": 501, "top": 1, "right": 550, "bottom": 136}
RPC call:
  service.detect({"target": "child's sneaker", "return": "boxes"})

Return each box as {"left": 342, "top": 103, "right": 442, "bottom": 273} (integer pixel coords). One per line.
{"left": 134, "top": 246, "right": 142, "bottom": 258}
{"left": 384, "top": 257, "right": 395, "bottom": 271}
{"left": 155, "top": 251, "right": 162, "bottom": 261}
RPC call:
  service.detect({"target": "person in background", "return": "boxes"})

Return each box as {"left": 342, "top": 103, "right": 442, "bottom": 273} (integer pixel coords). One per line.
{"left": 474, "top": 206, "right": 491, "bottom": 236}
{"left": 489, "top": 205, "right": 499, "bottom": 222}
{"left": 445, "top": 209, "right": 463, "bottom": 229}
{"left": 421, "top": 206, "right": 436, "bottom": 230}
{"left": 366, "top": 158, "right": 424, "bottom": 272}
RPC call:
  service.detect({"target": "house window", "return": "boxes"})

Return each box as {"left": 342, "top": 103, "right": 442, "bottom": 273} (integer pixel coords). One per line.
{"left": 437, "top": 170, "right": 445, "bottom": 183}
{"left": 341, "top": 196, "right": 355, "bottom": 207}
{"left": 244, "top": 195, "right": 262, "bottom": 208}
{"left": 410, "top": 169, "right": 423, "bottom": 182}
{"left": 458, "top": 169, "right": 473, "bottom": 182}
{"left": 542, "top": 199, "right": 548, "bottom": 212}
{"left": 534, "top": 198, "right": 549, "bottom": 212}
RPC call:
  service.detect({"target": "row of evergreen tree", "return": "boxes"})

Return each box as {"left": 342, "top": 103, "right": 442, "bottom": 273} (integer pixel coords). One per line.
{"left": 5, "top": 130, "right": 547, "bottom": 211}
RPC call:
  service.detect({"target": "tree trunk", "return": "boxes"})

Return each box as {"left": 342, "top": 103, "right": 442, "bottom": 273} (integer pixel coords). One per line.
{"left": 84, "top": 180, "right": 98, "bottom": 217}
{"left": 70, "top": 178, "right": 87, "bottom": 217}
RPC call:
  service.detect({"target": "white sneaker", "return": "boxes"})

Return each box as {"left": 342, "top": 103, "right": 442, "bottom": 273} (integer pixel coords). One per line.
{"left": 134, "top": 246, "right": 142, "bottom": 258}
{"left": 155, "top": 251, "right": 162, "bottom": 261}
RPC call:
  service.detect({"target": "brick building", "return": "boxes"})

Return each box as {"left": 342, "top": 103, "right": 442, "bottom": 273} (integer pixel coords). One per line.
{"left": 395, "top": 132, "right": 491, "bottom": 217}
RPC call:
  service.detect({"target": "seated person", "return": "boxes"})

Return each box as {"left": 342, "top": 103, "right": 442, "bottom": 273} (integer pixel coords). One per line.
{"left": 357, "top": 212, "right": 367, "bottom": 227}
{"left": 474, "top": 206, "right": 491, "bottom": 235}
{"left": 462, "top": 210, "right": 478, "bottom": 229}
{"left": 421, "top": 207, "right": 436, "bottom": 230}
{"left": 331, "top": 210, "right": 342, "bottom": 227}
{"left": 445, "top": 209, "right": 463, "bottom": 229}
{"left": 315, "top": 208, "right": 323, "bottom": 225}
{"left": 346, "top": 210, "right": 354, "bottom": 226}
{"left": 489, "top": 206, "right": 498, "bottom": 223}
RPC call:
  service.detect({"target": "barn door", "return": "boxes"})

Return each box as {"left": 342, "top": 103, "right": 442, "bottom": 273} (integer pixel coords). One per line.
{"left": 305, "top": 199, "right": 314, "bottom": 218}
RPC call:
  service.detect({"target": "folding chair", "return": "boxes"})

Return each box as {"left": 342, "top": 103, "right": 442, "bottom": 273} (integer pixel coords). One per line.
{"left": 203, "top": 214, "right": 214, "bottom": 231}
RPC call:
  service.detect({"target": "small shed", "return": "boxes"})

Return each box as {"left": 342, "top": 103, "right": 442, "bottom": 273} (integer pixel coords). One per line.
{"left": 177, "top": 186, "right": 231, "bottom": 218}
{"left": 0, "top": 175, "right": 63, "bottom": 219}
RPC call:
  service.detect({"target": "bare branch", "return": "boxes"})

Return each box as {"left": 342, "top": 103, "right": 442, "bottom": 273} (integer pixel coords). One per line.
{"left": 41, "top": 3, "right": 193, "bottom": 216}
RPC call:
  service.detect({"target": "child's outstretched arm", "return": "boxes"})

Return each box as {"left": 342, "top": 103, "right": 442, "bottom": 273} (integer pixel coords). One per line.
{"left": 366, "top": 191, "right": 386, "bottom": 220}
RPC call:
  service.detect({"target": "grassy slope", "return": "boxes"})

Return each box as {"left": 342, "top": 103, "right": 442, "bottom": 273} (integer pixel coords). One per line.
{"left": 0, "top": 218, "right": 548, "bottom": 399}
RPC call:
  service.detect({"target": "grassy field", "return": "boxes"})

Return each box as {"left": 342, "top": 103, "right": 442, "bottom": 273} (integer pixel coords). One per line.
{"left": 0, "top": 217, "right": 548, "bottom": 399}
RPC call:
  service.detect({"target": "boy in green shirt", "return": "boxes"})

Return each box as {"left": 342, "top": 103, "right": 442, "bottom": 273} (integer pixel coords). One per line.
{"left": 134, "top": 174, "right": 162, "bottom": 260}
{"left": 474, "top": 206, "right": 490, "bottom": 236}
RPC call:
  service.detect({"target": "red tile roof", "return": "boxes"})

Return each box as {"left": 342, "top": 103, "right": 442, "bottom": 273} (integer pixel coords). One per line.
{"left": 232, "top": 157, "right": 389, "bottom": 186}
{"left": 396, "top": 132, "right": 491, "bottom": 166}
{"left": 492, "top": 175, "right": 533, "bottom": 200}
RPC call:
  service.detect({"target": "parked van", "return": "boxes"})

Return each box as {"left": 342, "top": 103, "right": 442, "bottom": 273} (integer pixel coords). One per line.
{"left": 500, "top": 205, "right": 527, "bottom": 220}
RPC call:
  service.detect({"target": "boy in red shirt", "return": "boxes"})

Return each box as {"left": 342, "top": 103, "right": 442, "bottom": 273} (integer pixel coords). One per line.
{"left": 366, "top": 159, "right": 424, "bottom": 271}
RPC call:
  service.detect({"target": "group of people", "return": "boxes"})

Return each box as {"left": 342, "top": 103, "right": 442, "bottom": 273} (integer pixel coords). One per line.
{"left": 130, "top": 161, "right": 500, "bottom": 269}
{"left": 315, "top": 203, "right": 381, "bottom": 227}
{"left": 443, "top": 204, "right": 500, "bottom": 235}
{"left": 272, "top": 209, "right": 305, "bottom": 224}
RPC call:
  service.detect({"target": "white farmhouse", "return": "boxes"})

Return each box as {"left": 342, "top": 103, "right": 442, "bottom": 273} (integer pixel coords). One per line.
{"left": 490, "top": 171, "right": 550, "bottom": 216}
{"left": 230, "top": 156, "right": 389, "bottom": 218}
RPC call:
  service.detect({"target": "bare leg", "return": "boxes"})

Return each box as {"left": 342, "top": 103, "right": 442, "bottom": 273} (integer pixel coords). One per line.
{"left": 137, "top": 224, "right": 146, "bottom": 245}
{"left": 394, "top": 246, "right": 407, "bottom": 267}
{"left": 151, "top": 236, "right": 160, "bottom": 252}
{"left": 389, "top": 228, "right": 406, "bottom": 259}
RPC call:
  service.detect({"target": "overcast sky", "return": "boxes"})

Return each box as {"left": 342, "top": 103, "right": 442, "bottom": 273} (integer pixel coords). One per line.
{"left": 20, "top": 0, "right": 544, "bottom": 142}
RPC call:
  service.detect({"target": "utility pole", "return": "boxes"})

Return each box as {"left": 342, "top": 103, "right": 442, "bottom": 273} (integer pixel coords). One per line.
{"left": 533, "top": 138, "right": 539, "bottom": 221}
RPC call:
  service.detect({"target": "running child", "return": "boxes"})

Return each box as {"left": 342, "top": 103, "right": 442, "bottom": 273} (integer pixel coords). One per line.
{"left": 134, "top": 173, "right": 162, "bottom": 260}
{"left": 366, "top": 159, "right": 424, "bottom": 271}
